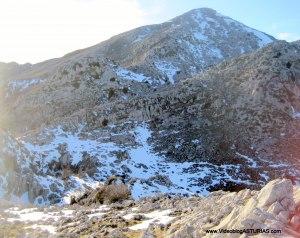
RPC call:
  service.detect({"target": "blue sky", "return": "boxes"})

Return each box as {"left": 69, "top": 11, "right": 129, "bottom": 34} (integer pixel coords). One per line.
{"left": 139, "top": 0, "right": 300, "bottom": 41}
{"left": 0, "top": 0, "right": 299, "bottom": 64}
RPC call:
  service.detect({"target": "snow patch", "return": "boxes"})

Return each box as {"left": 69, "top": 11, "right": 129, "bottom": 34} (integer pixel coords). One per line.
{"left": 7, "top": 210, "right": 58, "bottom": 222}
{"left": 133, "top": 28, "right": 152, "bottom": 43}
{"left": 244, "top": 27, "right": 273, "bottom": 47}
{"left": 291, "top": 106, "right": 300, "bottom": 119}
{"left": 62, "top": 176, "right": 101, "bottom": 205}
{"left": 5, "top": 207, "right": 74, "bottom": 223}
{"left": 18, "top": 123, "right": 262, "bottom": 202}
{"left": 88, "top": 212, "right": 106, "bottom": 219}
{"left": 86, "top": 205, "right": 110, "bottom": 218}
{"left": 223, "top": 16, "right": 273, "bottom": 47}
{"left": 154, "top": 61, "right": 179, "bottom": 84}
{"left": 115, "top": 67, "right": 151, "bottom": 82}
{"left": 236, "top": 153, "right": 258, "bottom": 168}
{"left": 123, "top": 213, "right": 136, "bottom": 220}
{"left": 210, "top": 47, "right": 223, "bottom": 58}
{"left": 7, "top": 78, "right": 45, "bottom": 95}
{"left": 129, "top": 209, "right": 174, "bottom": 230}
{"left": 23, "top": 126, "right": 102, "bottom": 165}
{"left": 193, "top": 32, "right": 208, "bottom": 41}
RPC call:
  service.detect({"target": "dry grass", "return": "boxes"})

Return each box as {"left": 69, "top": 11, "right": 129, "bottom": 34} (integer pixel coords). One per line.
{"left": 96, "top": 184, "right": 131, "bottom": 204}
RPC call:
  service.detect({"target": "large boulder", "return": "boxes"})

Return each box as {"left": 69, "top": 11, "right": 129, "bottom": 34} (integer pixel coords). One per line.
{"left": 167, "top": 179, "right": 295, "bottom": 238}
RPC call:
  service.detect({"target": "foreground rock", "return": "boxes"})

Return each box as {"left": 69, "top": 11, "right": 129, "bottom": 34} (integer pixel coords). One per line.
{"left": 1, "top": 179, "right": 300, "bottom": 237}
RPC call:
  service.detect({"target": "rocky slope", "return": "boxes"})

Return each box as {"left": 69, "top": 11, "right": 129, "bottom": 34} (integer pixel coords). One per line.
{"left": 1, "top": 8, "right": 298, "bottom": 207}
{"left": 5, "top": 40, "right": 299, "bottom": 205}
{"left": 1, "top": 179, "right": 300, "bottom": 238}
{"left": 147, "top": 40, "right": 300, "bottom": 164}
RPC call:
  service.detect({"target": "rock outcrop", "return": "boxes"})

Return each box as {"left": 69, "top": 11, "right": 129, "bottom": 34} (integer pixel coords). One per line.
{"left": 1, "top": 179, "right": 300, "bottom": 237}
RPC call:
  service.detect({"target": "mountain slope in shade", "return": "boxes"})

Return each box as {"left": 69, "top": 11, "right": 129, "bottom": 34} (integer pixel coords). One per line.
{"left": 141, "top": 40, "right": 300, "bottom": 171}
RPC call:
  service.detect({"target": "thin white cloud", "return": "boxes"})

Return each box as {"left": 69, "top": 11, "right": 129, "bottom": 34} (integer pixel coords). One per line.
{"left": 0, "top": 0, "right": 146, "bottom": 64}
{"left": 277, "top": 32, "right": 300, "bottom": 42}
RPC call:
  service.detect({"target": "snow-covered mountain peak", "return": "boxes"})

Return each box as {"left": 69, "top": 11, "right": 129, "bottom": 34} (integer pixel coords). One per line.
{"left": 171, "top": 7, "right": 274, "bottom": 46}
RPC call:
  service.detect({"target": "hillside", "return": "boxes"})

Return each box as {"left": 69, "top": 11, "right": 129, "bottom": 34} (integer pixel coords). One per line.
{"left": 1, "top": 8, "right": 297, "bottom": 208}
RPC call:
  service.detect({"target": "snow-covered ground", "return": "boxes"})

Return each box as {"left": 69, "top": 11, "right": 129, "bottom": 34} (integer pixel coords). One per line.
{"left": 125, "top": 209, "right": 174, "bottom": 230}
{"left": 243, "top": 27, "right": 273, "bottom": 47}
{"left": 5, "top": 122, "right": 267, "bottom": 205}
{"left": 3, "top": 205, "right": 110, "bottom": 235}
{"left": 115, "top": 67, "right": 151, "bottom": 83}
{"left": 7, "top": 78, "right": 45, "bottom": 96}
{"left": 23, "top": 125, "right": 104, "bottom": 165}
{"left": 193, "top": 32, "right": 208, "bottom": 41}
{"left": 154, "top": 61, "right": 179, "bottom": 84}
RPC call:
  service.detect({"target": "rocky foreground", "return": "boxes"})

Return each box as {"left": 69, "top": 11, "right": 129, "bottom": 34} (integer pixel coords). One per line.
{"left": 1, "top": 179, "right": 300, "bottom": 238}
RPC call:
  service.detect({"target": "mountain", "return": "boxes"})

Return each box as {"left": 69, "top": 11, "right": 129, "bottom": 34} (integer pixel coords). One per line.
{"left": 0, "top": 8, "right": 291, "bottom": 206}
{"left": 0, "top": 8, "right": 274, "bottom": 83}
{"left": 0, "top": 8, "right": 275, "bottom": 133}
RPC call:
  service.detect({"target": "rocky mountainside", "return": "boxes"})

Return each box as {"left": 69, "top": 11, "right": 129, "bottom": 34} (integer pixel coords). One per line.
{"left": 150, "top": 40, "right": 300, "bottom": 162}
{"left": 0, "top": 8, "right": 275, "bottom": 133}
{"left": 1, "top": 179, "right": 300, "bottom": 237}
{"left": 2, "top": 40, "right": 298, "bottom": 206}
{"left": 1, "top": 7, "right": 298, "bottom": 210}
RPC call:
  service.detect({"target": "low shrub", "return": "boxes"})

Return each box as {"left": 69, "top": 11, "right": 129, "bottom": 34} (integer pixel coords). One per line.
{"left": 71, "top": 176, "right": 131, "bottom": 205}
{"left": 95, "top": 183, "right": 131, "bottom": 204}
{"left": 122, "top": 87, "right": 129, "bottom": 94}
{"left": 101, "top": 118, "right": 109, "bottom": 127}
{"left": 108, "top": 88, "right": 115, "bottom": 99}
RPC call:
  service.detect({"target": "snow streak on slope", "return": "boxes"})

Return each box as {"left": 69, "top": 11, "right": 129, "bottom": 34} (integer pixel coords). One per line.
{"left": 221, "top": 15, "right": 273, "bottom": 47}
{"left": 128, "top": 209, "right": 174, "bottom": 230}
{"left": 154, "top": 61, "right": 179, "bottom": 84}
{"left": 7, "top": 78, "right": 45, "bottom": 96}
{"left": 115, "top": 67, "right": 151, "bottom": 82}
{"left": 243, "top": 27, "right": 274, "bottom": 47}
